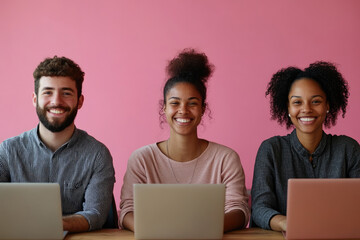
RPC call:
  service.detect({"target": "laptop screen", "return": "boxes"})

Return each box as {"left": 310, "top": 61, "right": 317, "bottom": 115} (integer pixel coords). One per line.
{"left": 286, "top": 178, "right": 360, "bottom": 240}
{"left": 134, "top": 184, "right": 225, "bottom": 240}
{"left": 0, "top": 183, "right": 64, "bottom": 240}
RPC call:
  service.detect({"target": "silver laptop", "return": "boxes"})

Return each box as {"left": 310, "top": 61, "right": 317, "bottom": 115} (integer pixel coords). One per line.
{"left": 286, "top": 178, "right": 360, "bottom": 240}
{"left": 134, "top": 184, "right": 225, "bottom": 240}
{"left": 0, "top": 183, "right": 65, "bottom": 240}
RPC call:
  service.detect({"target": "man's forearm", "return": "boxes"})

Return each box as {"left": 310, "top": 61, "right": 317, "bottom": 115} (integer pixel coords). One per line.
{"left": 63, "top": 214, "right": 90, "bottom": 232}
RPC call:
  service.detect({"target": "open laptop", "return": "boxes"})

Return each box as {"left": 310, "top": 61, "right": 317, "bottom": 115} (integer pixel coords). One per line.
{"left": 134, "top": 184, "right": 225, "bottom": 240}
{"left": 0, "top": 183, "right": 65, "bottom": 240}
{"left": 285, "top": 178, "right": 360, "bottom": 240}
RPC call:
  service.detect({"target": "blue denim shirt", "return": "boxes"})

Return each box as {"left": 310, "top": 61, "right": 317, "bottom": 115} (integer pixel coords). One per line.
{"left": 0, "top": 126, "right": 115, "bottom": 230}
{"left": 250, "top": 129, "right": 360, "bottom": 230}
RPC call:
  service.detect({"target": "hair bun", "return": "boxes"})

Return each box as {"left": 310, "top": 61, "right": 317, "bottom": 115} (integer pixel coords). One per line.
{"left": 166, "top": 48, "right": 214, "bottom": 84}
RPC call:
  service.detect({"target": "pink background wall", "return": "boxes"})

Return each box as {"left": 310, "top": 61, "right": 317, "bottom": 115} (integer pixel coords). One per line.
{"left": 1, "top": 0, "right": 359, "bottom": 208}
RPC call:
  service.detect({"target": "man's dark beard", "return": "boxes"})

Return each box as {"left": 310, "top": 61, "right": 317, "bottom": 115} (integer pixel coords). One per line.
{"left": 36, "top": 105, "right": 78, "bottom": 132}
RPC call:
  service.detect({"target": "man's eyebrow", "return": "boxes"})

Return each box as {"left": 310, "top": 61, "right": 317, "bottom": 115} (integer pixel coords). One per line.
{"left": 40, "top": 87, "right": 54, "bottom": 91}
{"left": 61, "top": 87, "right": 75, "bottom": 92}
{"left": 40, "top": 87, "right": 75, "bottom": 92}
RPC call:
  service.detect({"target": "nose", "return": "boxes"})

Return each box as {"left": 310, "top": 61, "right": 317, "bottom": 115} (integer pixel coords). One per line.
{"left": 50, "top": 92, "right": 62, "bottom": 105}
{"left": 178, "top": 104, "right": 188, "bottom": 114}
{"left": 301, "top": 102, "right": 312, "bottom": 113}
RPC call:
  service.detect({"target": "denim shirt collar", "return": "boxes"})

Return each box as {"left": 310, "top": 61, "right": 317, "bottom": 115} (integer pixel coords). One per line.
{"left": 290, "top": 129, "right": 328, "bottom": 157}
{"left": 32, "top": 124, "right": 80, "bottom": 150}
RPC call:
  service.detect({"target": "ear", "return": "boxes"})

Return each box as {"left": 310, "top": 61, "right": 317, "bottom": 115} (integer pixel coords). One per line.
{"left": 77, "top": 95, "right": 84, "bottom": 109}
{"left": 32, "top": 92, "right": 37, "bottom": 108}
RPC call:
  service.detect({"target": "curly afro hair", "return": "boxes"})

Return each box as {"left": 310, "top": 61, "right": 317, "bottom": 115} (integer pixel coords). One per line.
{"left": 266, "top": 61, "right": 349, "bottom": 129}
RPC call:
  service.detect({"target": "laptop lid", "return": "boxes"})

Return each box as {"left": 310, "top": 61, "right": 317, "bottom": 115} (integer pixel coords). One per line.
{"left": 0, "top": 183, "right": 64, "bottom": 240}
{"left": 286, "top": 178, "right": 360, "bottom": 240}
{"left": 134, "top": 184, "right": 225, "bottom": 240}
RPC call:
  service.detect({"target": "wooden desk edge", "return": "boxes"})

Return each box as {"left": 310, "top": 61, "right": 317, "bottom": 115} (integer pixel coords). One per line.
{"left": 65, "top": 228, "right": 284, "bottom": 240}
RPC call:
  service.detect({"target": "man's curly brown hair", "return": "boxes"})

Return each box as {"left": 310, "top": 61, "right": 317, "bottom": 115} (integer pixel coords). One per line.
{"left": 33, "top": 56, "right": 84, "bottom": 98}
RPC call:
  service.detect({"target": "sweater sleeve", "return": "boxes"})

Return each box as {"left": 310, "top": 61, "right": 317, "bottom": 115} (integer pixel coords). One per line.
{"left": 119, "top": 148, "right": 148, "bottom": 229}
{"left": 221, "top": 149, "right": 250, "bottom": 228}
{"left": 76, "top": 146, "right": 115, "bottom": 231}
{"left": 250, "top": 140, "right": 281, "bottom": 230}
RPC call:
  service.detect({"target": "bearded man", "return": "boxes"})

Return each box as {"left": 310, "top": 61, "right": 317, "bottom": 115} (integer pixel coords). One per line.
{"left": 0, "top": 56, "right": 115, "bottom": 233}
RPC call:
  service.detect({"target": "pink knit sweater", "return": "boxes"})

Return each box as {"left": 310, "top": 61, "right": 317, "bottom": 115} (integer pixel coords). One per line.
{"left": 119, "top": 141, "right": 250, "bottom": 228}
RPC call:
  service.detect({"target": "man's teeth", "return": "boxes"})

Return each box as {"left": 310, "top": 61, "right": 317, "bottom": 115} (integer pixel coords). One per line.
{"left": 50, "top": 109, "right": 64, "bottom": 114}
{"left": 300, "top": 117, "right": 315, "bottom": 122}
{"left": 176, "top": 118, "right": 190, "bottom": 123}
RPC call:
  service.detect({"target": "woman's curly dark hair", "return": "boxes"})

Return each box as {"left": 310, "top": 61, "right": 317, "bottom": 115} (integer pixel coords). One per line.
{"left": 266, "top": 61, "right": 349, "bottom": 129}
{"left": 159, "top": 48, "right": 214, "bottom": 124}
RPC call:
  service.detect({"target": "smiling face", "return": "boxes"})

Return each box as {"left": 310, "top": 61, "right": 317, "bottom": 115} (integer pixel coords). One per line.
{"left": 33, "top": 76, "right": 84, "bottom": 132}
{"left": 164, "top": 82, "right": 204, "bottom": 137}
{"left": 288, "top": 78, "right": 329, "bottom": 138}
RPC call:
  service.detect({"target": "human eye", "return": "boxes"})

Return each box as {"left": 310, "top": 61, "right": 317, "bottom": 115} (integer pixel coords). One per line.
{"left": 62, "top": 91, "right": 74, "bottom": 97}
{"left": 312, "top": 98, "right": 322, "bottom": 104}
{"left": 188, "top": 101, "right": 198, "bottom": 106}
{"left": 42, "top": 91, "right": 52, "bottom": 96}
{"left": 169, "top": 101, "right": 179, "bottom": 106}
{"left": 291, "top": 100, "right": 301, "bottom": 105}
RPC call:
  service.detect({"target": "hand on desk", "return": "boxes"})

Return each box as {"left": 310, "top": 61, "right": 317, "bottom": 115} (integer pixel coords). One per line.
{"left": 270, "top": 214, "right": 287, "bottom": 232}
{"left": 63, "top": 214, "right": 90, "bottom": 232}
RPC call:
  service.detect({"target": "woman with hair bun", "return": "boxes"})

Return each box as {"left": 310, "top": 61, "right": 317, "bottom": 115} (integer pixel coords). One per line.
{"left": 120, "top": 49, "right": 250, "bottom": 232}
{"left": 250, "top": 61, "right": 360, "bottom": 232}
